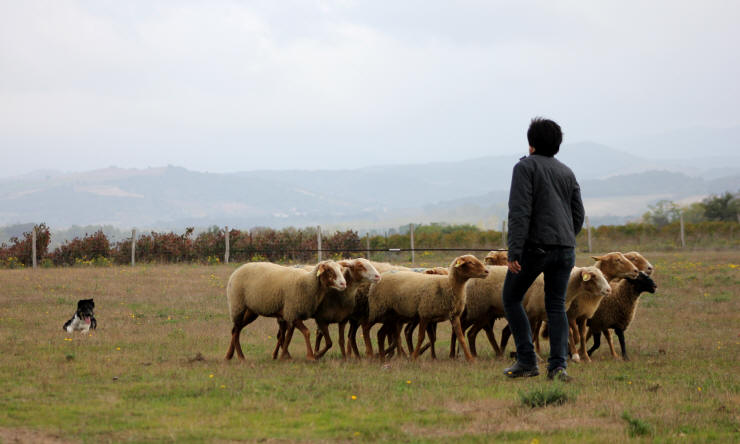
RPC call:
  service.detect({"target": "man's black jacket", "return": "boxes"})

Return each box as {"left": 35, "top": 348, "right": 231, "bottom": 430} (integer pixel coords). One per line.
{"left": 507, "top": 154, "right": 585, "bottom": 262}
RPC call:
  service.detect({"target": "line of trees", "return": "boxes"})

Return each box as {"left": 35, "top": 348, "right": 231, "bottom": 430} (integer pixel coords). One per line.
{"left": 642, "top": 192, "right": 739, "bottom": 227}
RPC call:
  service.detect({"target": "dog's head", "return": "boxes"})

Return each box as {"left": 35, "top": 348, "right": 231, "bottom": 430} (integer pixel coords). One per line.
{"left": 76, "top": 299, "right": 95, "bottom": 324}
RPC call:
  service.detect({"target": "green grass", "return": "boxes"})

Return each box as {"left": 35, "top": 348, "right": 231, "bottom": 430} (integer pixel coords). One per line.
{"left": 0, "top": 251, "right": 739, "bottom": 442}
{"left": 519, "top": 385, "right": 573, "bottom": 408}
{"left": 621, "top": 411, "right": 653, "bottom": 437}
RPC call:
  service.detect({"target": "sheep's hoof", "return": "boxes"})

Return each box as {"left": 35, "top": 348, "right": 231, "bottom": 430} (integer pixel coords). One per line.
{"left": 572, "top": 353, "right": 581, "bottom": 363}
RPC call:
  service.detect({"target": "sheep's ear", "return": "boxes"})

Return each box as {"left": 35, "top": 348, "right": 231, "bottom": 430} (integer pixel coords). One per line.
{"left": 454, "top": 259, "right": 464, "bottom": 267}
{"left": 316, "top": 266, "right": 325, "bottom": 277}
{"left": 591, "top": 255, "right": 602, "bottom": 261}
{"left": 582, "top": 271, "right": 591, "bottom": 282}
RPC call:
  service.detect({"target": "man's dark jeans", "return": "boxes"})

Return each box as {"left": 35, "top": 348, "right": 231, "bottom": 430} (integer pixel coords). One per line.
{"left": 502, "top": 246, "right": 575, "bottom": 371}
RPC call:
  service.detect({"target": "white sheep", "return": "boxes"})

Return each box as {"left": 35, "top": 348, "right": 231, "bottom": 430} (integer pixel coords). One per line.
{"left": 224, "top": 260, "right": 346, "bottom": 361}
{"left": 367, "top": 255, "right": 489, "bottom": 361}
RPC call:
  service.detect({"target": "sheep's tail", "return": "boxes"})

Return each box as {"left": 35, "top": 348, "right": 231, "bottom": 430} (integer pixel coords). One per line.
{"left": 541, "top": 322, "right": 549, "bottom": 339}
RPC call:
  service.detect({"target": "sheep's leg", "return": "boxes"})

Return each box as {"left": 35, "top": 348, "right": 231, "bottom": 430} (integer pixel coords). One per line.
{"left": 568, "top": 320, "right": 580, "bottom": 362}
{"left": 417, "top": 322, "right": 434, "bottom": 356}
{"left": 466, "top": 322, "right": 481, "bottom": 357}
{"left": 532, "top": 320, "right": 542, "bottom": 354}
{"left": 361, "top": 323, "right": 375, "bottom": 358}
{"left": 404, "top": 320, "right": 417, "bottom": 356}
{"left": 411, "top": 319, "right": 428, "bottom": 360}
{"left": 338, "top": 321, "right": 348, "bottom": 359}
{"left": 280, "top": 325, "right": 295, "bottom": 360}
{"left": 449, "top": 328, "right": 458, "bottom": 359}
{"left": 394, "top": 322, "right": 408, "bottom": 358}
{"left": 451, "top": 316, "right": 474, "bottom": 362}
{"left": 483, "top": 322, "right": 502, "bottom": 357}
{"left": 292, "top": 319, "right": 316, "bottom": 361}
{"left": 377, "top": 324, "right": 387, "bottom": 359}
{"left": 426, "top": 322, "right": 438, "bottom": 359}
{"left": 587, "top": 330, "right": 602, "bottom": 357}
{"left": 500, "top": 324, "right": 513, "bottom": 357}
{"left": 314, "top": 328, "right": 323, "bottom": 354}
{"left": 225, "top": 310, "right": 257, "bottom": 361}
{"left": 615, "top": 328, "right": 629, "bottom": 361}
{"left": 347, "top": 319, "right": 361, "bottom": 358}
{"left": 578, "top": 318, "right": 591, "bottom": 362}
{"left": 315, "top": 320, "right": 333, "bottom": 359}
{"left": 604, "top": 329, "right": 619, "bottom": 360}
{"left": 272, "top": 319, "right": 288, "bottom": 360}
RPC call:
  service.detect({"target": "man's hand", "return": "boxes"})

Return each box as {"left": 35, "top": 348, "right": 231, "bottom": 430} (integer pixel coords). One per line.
{"left": 507, "top": 260, "right": 521, "bottom": 274}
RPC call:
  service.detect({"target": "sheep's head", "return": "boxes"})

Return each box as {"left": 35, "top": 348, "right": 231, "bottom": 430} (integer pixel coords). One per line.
{"left": 623, "top": 251, "right": 654, "bottom": 276}
{"left": 450, "top": 255, "right": 489, "bottom": 279}
{"left": 423, "top": 267, "right": 449, "bottom": 275}
{"left": 343, "top": 258, "right": 381, "bottom": 284}
{"left": 579, "top": 266, "right": 610, "bottom": 298}
{"left": 591, "top": 252, "right": 640, "bottom": 279}
{"left": 483, "top": 251, "right": 508, "bottom": 266}
{"left": 316, "top": 261, "right": 346, "bottom": 291}
{"left": 626, "top": 271, "right": 657, "bottom": 294}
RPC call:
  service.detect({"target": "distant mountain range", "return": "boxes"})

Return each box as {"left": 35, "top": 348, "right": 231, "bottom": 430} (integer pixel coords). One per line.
{"left": 1, "top": 142, "right": 738, "bottom": 235}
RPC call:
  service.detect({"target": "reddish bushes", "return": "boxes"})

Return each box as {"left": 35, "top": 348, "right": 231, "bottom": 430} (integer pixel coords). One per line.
{"left": 0, "top": 223, "right": 51, "bottom": 266}
{"left": 50, "top": 230, "right": 110, "bottom": 265}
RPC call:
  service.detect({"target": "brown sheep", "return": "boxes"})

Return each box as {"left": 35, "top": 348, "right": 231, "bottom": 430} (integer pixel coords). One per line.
{"left": 585, "top": 251, "right": 655, "bottom": 360}
{"left": 586, "top": 272, "right": 657, "bottom": 360}
{"left": 271, "top": 259, "right": 381, "bottom": 360}
{"left": 225, "top": 261, "right": 346, "bottom": 361}
{"left": 483, "top": 250, "right": 508, "bottom": 266}
{"left": 368, "top": 255, "right": 489, "bottom": 362}
{"left": 567, "top": 252, "right": 640, "bottom": 362}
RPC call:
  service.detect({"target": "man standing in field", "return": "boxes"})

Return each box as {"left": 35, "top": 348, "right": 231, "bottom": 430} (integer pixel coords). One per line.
{"left": 502, "top": 118, "right": 584, "bottom": 381}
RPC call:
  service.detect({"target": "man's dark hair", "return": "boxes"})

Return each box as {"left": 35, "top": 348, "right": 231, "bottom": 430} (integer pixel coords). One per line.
{"left": 527, "top": 117, "right": 563, "bottom": 156}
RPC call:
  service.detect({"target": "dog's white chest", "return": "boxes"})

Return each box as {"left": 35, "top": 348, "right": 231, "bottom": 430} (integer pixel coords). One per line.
{"left": 65, "top": 316, "right": 92, "bottom": 333}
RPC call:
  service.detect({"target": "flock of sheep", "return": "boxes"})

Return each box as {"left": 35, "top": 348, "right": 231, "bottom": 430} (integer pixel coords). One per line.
{"left": 224, "top": 249, "right": 657, "bottom": 363}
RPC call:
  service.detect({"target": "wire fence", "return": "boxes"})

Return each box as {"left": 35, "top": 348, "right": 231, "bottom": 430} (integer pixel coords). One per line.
{"left": 1, "top": 219, "right": 738, "bottom": 269}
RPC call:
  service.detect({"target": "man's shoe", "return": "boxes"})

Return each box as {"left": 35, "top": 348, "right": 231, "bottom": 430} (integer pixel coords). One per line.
{"left": 503, "top": 361, "right": 539, "bottom": 378}
{"left": 547, "top": 367, "right": 572, "bottom": 382}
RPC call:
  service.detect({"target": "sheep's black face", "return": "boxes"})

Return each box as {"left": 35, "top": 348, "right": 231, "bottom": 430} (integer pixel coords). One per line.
{"left": 628, "top": 272, "right": 657, "bottom": 294}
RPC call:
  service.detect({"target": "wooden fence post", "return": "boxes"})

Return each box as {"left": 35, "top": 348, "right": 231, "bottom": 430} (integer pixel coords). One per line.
{"left": 224, "top": 226, "right": 230, "bottom": 264}
{"left": 317, "top": 226, "right": 322, "bottom": 262}
{"left": 366, "top": 234, "right": 370, "bottom": 260}
{"left": 131, "top": 229, "right": 136, "bottom": 267}
{"left": 410, "top": 223, "right": 415, "bottom": 266}
{"left": 31, "top": 226, "right": 37, "bottom": 269}
{"left": 680, "top": 212, "right": 685, "bottom": 248}
{"left": 586, "top": 216, "right": 592, "bottom": 253}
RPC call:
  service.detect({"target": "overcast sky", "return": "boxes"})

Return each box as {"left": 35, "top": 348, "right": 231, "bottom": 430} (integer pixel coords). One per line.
{"left": 1, "top": 0, "right": 738, "bottom": 177}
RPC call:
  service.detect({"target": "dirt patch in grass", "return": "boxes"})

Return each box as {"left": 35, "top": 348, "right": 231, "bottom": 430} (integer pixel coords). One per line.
{"left": 405, "top": 398, "right": 623, "bottom": 438}
{"left": 0, "top": 427, "right": 71, "bottom": 444}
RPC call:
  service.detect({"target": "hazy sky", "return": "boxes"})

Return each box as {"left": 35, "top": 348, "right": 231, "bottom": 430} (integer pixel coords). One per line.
{"left": 1, "top": 1, "right": 739, "bottom": 177}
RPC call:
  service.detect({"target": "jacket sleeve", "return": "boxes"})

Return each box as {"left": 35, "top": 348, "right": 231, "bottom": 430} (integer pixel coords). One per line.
{"left": 507, "top": 162, "right": 533, "bottom": 262}
{"left": 571, "top": 179, "right": 585, "bottom": 236}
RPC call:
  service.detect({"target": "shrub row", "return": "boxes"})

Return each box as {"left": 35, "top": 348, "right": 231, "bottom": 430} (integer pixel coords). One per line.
{"left": 1, "top": 221, "right": 737, "bottom": 268}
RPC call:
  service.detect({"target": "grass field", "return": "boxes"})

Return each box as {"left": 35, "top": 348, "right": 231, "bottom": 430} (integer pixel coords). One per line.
{"left": 1, "top": 251, "right": 738, "bottom": 443}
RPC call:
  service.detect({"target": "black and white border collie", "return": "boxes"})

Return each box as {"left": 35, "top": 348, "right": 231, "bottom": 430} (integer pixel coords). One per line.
{"left": 63, "top": 299, "right": 97, "bottom": 333}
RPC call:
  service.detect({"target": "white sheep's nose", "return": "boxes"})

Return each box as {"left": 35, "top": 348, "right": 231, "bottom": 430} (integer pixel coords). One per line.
{"left": 373, "top": 274, "right": 381, "bottom": 281}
